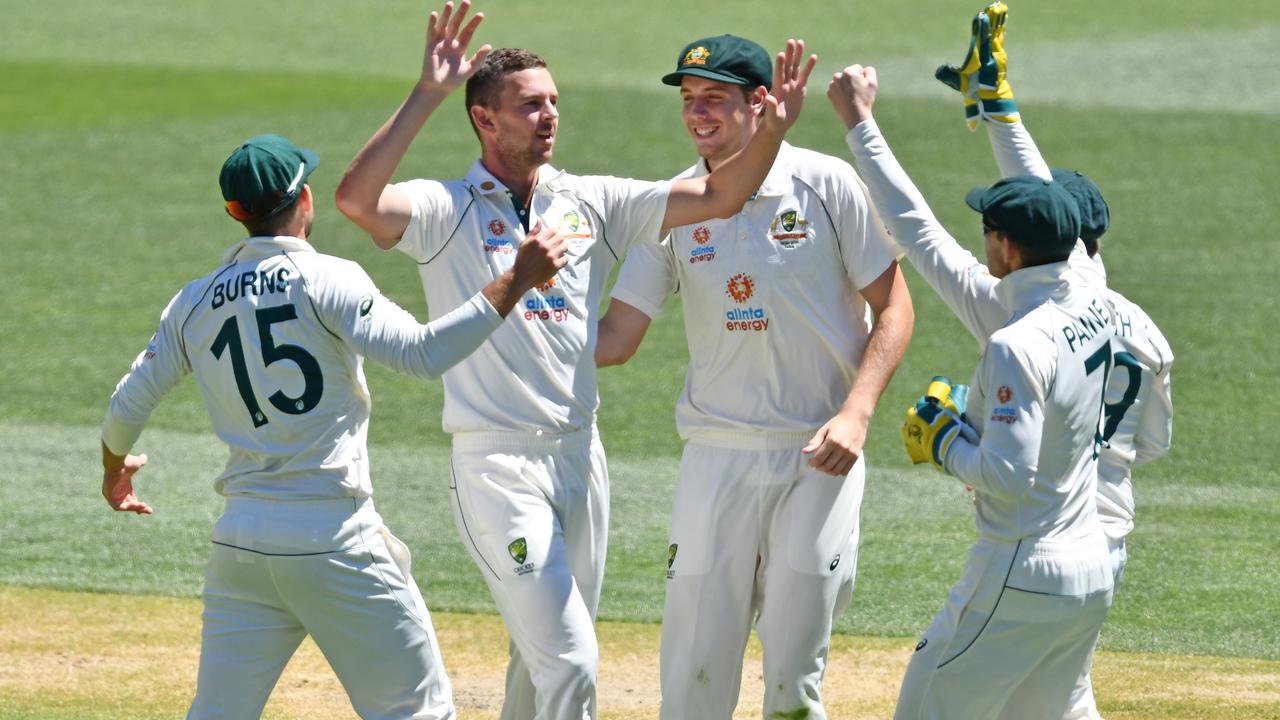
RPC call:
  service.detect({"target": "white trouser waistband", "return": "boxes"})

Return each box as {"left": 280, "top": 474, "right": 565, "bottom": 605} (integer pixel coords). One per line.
{"left": 451, "top": 425, "right": 598, "bottom": 453}
{"left": 683, "top": 428, "right": 817, "bottom": 451}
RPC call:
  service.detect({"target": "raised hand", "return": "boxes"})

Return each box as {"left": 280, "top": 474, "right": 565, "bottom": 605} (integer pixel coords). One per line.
{"left": 420, "top": 0, "right": 493, "bottom": 91}
{"left": 759, "top": 39, "right": 817, "bottom": 134}
{"left": 827, "top": 64, "right": 879, "bottom": 130}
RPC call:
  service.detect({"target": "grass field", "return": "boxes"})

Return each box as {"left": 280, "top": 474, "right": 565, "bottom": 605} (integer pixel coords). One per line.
{"left": 2, "top": 0, "right": 1279, "bottom": 716}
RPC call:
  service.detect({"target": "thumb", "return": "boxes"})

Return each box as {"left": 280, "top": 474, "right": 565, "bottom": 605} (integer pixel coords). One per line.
{"left": 935, "top": 65, "right": 962, "bottom": 92}
{"left": 803, "top": 428, "right": 826, "bottom": 454}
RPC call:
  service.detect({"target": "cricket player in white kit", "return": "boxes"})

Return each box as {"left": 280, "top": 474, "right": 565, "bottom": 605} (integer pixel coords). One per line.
{"left": 334, "top": 4, "right": 816, "bottom": 718}
{"left": 926, "top": 6, "right": 1175, "bottom": 716}
{"left": 100, "top": 135, "right": 569, "bottom": 719}
{"left": 596, "top": 34, "right": 914, "bottom": 720}
{"left": 830, "top": 66, "right": 1118, "bottom": 718}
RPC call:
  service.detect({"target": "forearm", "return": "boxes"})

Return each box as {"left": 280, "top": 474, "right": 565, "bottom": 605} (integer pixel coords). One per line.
{"left": 335, "top": 84, "right": 451, "bottom": 238}
{"left": 666, "top": 125, "right": 784, "bottom": 229}
{"left": 101, "top": 441, "right": 126, "bottom": 473}
{"left": 841, "top": 295, "right": 913, "bottom": 424}
{"left": 984, "top": 119, "right": 1051, "bottom": 181}
{"left": 362, "top": 291, "right": 504, "bottom": 380}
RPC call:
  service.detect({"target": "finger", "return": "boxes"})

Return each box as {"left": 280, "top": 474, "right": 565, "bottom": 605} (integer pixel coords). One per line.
{"left": 797, "top": 53, "right": 817, "bottom": 87}
{"left": 426, "top": 9, "right": 441, "bottom": 45}
{"left": 864, "top": 65, "right": 877, "bottom": 86}
{"left": 772, "top": 50, "right": 786, "bottom": 96}
{"left": 437, "top": 2, "right": 454, "bottom": 38}
{"left": 469, "top": 44, "right": 492, "bottom": 70}
{"left": 446, "top": 0, "right": 469, "bottom": 38}
{"left": 457, "top": 11, "right": 485, "bottom": 49}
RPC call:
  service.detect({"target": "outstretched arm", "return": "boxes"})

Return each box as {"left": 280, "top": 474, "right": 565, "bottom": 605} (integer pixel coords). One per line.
{"left": 321, "top": 222, "right": 569, "bottom": 380}
{"left": 661, "top": 40, "right": 817, "bottom": 234}
{"left": 830, "top": 64, "right": 1008, "bottom": 344}
{"left": 335, "top": 0, "right": 492, "bottom": 247}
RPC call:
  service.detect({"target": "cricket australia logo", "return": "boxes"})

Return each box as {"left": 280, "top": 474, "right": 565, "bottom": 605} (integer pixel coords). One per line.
{"left": 689, "top": 225, "right": 716, "bottom": 264}
{"left": 509, "top": 538, "right": 534, "bottom": 576}
{"left": 683, "top": 46, "right": 711, "bottom": 66}
{"left": 667, "top": 543, "right": 678, "bottom": 579}
{"left": 561, "top": 210, "right": 580, "bottom": 232}
{"left": 724, "top": 273, "right": 769, "bottom": 332}
{"left": 770, "top": 209, "right": 810, "bottom": 248}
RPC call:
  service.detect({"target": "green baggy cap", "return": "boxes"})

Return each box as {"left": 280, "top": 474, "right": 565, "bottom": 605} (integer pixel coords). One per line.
{"left": 966, "top": 175, "right": 1081, "bottom": 255}
{"left": 662, "top": 35, "right": 772, "bottom": 90}
{"left": 220, "top": 134, "right": 319, "bottom": 222}
{"left": 1050, "top": 168, "right": 1110, "bottom": 242}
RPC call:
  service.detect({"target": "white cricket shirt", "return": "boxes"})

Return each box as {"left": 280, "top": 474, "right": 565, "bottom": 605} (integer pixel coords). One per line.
{"left": 395, "top": 162, "right": 670, "bottom": 434}
{"left": 609, "top": 143, "right": 898, "bottom": 439}
{"left": 102, "top": 236, "right": 503, "bottom": 499}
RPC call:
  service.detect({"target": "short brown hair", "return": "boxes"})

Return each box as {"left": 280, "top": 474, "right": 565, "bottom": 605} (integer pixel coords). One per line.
{"left": 465, "top": 48, "right": 548, "bottom": 132}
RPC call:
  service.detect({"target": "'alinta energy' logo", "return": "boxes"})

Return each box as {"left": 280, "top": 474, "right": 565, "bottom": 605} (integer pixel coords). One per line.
{"left": 489, "top": 219, "right": 507, "bottom": 236}
{"left": 724, "top": 273, "right": 768, "bottom": 332}
{"left": 725, "top": 273, "right": 754, "bottom": 303}
{"left": 690, "top": 225, "right": 716, "bottom": 264}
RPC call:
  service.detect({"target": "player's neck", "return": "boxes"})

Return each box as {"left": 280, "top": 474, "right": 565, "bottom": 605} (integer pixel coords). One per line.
{"left": 480, "top": 154, "right": 540, "bottom": 208}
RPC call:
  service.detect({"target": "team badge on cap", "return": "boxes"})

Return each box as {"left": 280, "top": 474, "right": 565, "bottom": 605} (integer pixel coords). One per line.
{"left": 682, "top": 46, "right": 711, "bottom": 66}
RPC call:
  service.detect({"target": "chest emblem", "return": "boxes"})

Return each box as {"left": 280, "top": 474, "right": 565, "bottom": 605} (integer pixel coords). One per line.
{"left": 488, "top": 219, "right": 507, "bottom": 236}
{"left": 770, "top": 209, "right": 810, "bottom": 248}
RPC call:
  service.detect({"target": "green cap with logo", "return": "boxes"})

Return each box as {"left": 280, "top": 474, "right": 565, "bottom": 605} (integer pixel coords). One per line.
{"left": 662, "top": 34, "right": 772, "bottom": 90}
{"left": 966, "top": 175, "right": 1081, "bottom": 256}
{"left": 220, "top": 134, "right": 319, "bottom": 222}
{"left": 1050, "top": 168, "right": 1110, "bottom": 242}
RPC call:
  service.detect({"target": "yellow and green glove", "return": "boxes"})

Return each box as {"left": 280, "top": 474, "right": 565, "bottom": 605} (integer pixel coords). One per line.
{"left": 936, "top": 2, "right": 1019, "bottom": 129}
{"left": 902, "top": 376, "right": 971, "bottom": 472}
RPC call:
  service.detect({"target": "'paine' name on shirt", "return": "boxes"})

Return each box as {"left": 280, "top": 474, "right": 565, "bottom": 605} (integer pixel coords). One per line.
{"left": 211, "top": 268, "right": 291, "bottom": 309}
{"left": 1061, "top": 298, "right": 1112, "bottom": 352}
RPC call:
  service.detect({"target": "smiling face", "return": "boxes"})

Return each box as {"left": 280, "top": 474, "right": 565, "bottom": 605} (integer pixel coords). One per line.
{"left": 679, "top": 75, "right": 763, "bottom": 169}
{"left": 473, "top": 67, "right": 560, "bottom": 176}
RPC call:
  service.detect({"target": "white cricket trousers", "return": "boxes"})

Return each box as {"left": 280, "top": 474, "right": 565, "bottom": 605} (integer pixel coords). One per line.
{"left": 893, "top": 533, "right": 1113, "bottom": 720}
{"left": 449, "top": 428, "right": 608, "bottom": 720}
{"left": 1062, "top": 536, "right": 1129, "bottom": 720}
{"left": 659, "top": 433, "right": 863, "bottom": 720}
{"left": 187, "top": 496, "right": 455, "bottom": 720}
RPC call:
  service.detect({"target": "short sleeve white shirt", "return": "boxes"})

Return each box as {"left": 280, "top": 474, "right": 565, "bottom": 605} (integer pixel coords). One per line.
{"left": 610, "top": 143, "right": 898, "bottom": 437}
{"left": 395, "top": 161, "right": 670, "bottom": 433}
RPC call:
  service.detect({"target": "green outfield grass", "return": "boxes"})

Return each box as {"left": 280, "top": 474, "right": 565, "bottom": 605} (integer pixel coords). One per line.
{"left": 1, "top": 0, "right": 1278, "bottom": 677}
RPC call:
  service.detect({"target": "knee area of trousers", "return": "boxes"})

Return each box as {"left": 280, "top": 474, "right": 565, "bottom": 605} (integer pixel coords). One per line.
{"left": 548, "top": 646, "right": 598, "bottom": 691}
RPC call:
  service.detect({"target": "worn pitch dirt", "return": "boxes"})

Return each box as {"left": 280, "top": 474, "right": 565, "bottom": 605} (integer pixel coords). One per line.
{"left": 1, "top": 587, "right": 1276, "bottom": 719}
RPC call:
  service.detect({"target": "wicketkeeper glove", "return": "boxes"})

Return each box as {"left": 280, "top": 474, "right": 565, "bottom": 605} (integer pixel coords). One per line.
{"left": 934, "top": 11, "right": 986, "bottom": 130}
{"left": 936, "top": 2, "right": 1019, "bottom": 129}
{"left": 902, "top": 376, "right": 971, "bottom": 472}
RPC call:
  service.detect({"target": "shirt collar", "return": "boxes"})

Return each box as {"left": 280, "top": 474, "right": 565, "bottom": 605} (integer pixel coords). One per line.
{"left": 222, "top": 235, "right": 315, "bottom": 264}
{"left": 994, "top": 259, "right": 1075, "bottom": 314}
{"left": 464, "top": 160, "right": 562, "bottom": 195}
{"left": 690, "top": 141, "right": 792, "bottom": 199}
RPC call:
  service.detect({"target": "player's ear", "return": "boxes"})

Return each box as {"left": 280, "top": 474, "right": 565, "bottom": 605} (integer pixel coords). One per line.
{"left": 750, "top": 85, "right": 769, "bottom": 110}
{"left": 470, "top": 104, "right": 497, "bottom": 135}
